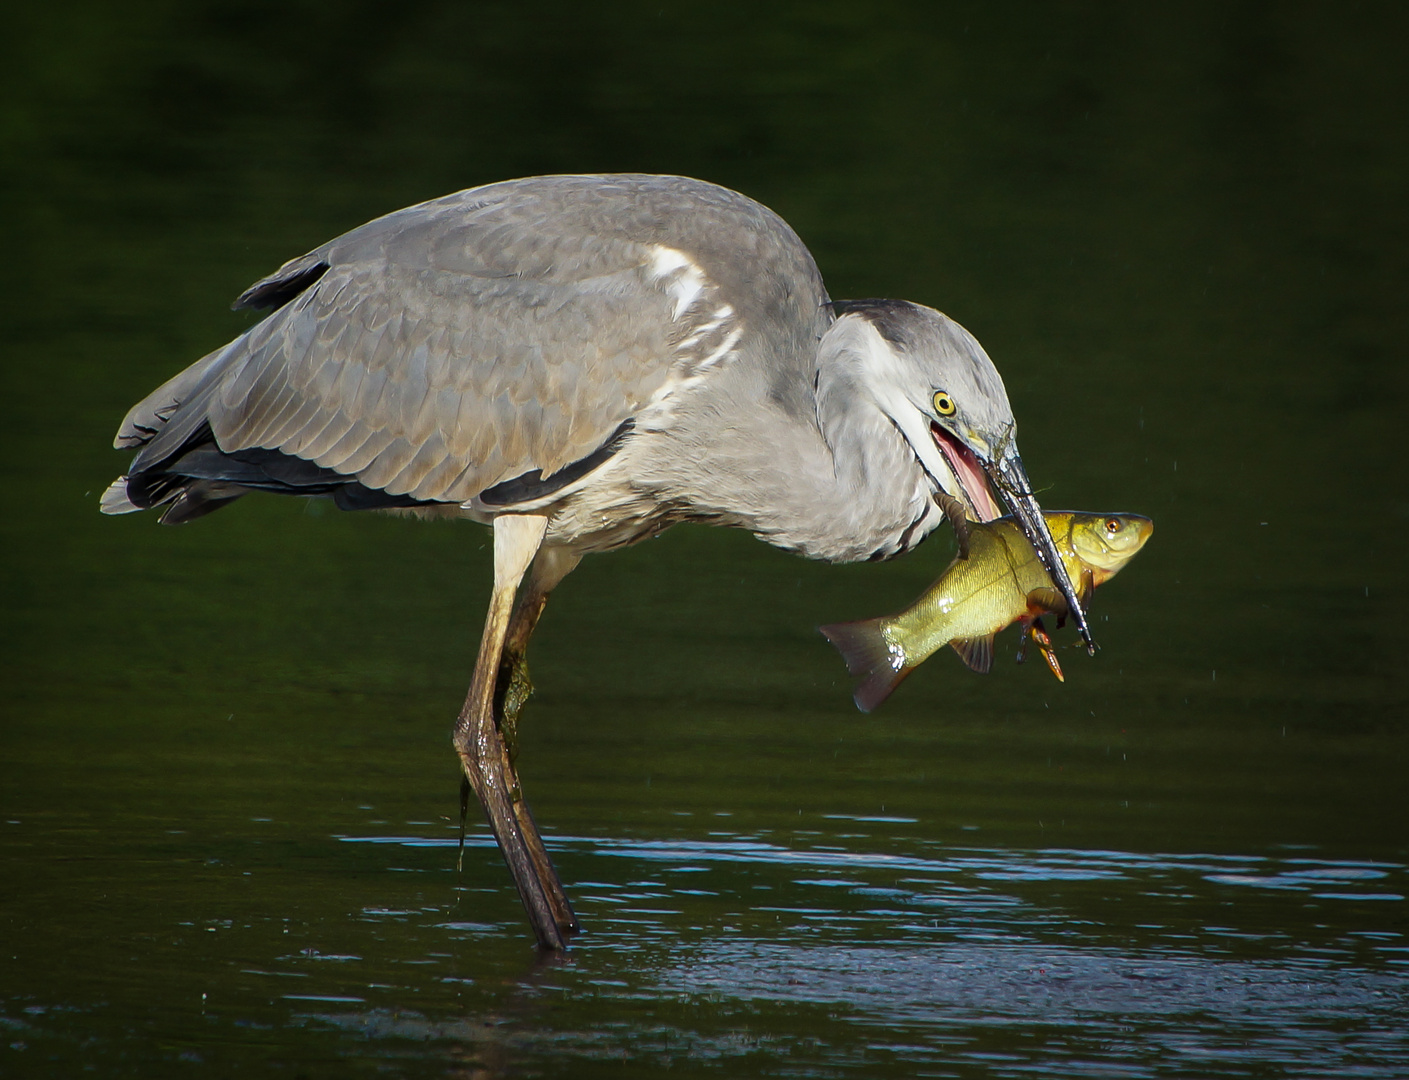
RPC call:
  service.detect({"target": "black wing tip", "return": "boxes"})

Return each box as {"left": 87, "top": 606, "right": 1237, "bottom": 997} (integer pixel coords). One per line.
{"left": 478, "top": 419, "right": 635, "bottom": 508}
{"left": 233, "top": 260, "right": 330, "bottom": 311}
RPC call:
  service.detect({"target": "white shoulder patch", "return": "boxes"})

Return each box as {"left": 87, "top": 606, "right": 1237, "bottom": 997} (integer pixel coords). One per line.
{"left": 647, "top": 244, "right": 708, "bottom": 320}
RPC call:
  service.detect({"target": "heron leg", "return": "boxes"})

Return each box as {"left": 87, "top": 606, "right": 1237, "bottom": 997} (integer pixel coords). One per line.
{"left": 494, "top": 546, "right": 582, "bottom": 936}
{"left": 497, "top": 546, "right": 582, "bottom": 761}
{"left": 453, "top": 513, "right": 571, "bottom": 950}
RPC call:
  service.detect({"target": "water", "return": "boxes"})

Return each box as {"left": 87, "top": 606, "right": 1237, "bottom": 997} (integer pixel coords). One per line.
{"left": 3, "top": 3, "right": 1406, "bottom": 1076}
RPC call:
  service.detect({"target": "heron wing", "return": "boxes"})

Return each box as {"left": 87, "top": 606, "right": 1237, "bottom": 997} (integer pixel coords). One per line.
{"left": 119, "top": 175, "right": 803, "bottom": 506}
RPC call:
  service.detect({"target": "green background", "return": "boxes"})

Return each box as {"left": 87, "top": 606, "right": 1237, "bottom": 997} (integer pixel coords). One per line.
{"left": 3, "top": 3, "right": 1405, "bottom": 1076}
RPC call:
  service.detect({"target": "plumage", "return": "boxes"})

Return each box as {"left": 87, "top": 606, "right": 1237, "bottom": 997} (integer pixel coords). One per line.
{"left": 104, "top": 173, "right": 1093, "bottom": 950}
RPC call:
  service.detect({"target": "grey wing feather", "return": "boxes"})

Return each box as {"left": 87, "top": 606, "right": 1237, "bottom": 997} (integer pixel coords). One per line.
{"left": 115, "top": 340, "right": 236, "bottom": 451}
{"left": 112, "top": 174, "right": 829, "bottom": 511}
{"left": 132, "top": 235, "right": 673, "bottom": 503}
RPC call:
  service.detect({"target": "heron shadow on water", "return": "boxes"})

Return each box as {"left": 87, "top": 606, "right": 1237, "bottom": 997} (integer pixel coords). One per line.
{"left": 102, "top": 174, "right": 1090, "bottom": 950}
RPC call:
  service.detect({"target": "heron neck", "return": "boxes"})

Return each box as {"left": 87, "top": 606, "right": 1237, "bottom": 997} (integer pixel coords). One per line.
{"left": 641, "top": 346, "right": 939, "bottom": 563}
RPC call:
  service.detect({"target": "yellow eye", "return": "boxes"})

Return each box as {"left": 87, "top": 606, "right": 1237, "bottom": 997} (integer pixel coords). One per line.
{"left": 932, "top": 390, "right": 956, "bottom": 416}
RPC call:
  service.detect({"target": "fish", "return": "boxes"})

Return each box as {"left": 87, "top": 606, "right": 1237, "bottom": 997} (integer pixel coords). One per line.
{"left": 820, "top": 511, "right": 1153, "bottom": 712}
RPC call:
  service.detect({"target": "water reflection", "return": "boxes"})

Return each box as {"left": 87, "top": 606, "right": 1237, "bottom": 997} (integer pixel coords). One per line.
{"left": 5, "top": 815, "right": 1405, "bottom": 1075}
{"left": 306, "top": 826, "right": 1409, "bottom": 1075}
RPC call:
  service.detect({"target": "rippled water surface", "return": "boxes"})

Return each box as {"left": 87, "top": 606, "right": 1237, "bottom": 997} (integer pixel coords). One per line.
{"left": 3, "top": 3, "right": 1407, "bottom": 1076}
{"left": 8, "top": 808, "right": 1407, "bottom": 1076}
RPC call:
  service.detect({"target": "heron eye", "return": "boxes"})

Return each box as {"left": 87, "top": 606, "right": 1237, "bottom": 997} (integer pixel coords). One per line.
{"left": 932, "top": 391, "right": 957, "bottom": 416}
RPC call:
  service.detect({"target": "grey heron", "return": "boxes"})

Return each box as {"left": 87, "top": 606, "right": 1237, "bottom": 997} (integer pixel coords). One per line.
{"left": 102, "top": 174, "right": 1093, "bottom": 951}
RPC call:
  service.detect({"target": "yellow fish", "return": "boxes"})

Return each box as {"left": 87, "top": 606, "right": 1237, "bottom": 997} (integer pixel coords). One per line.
{"left": 821, "top": 512, "right": 1153, "bottom": 711}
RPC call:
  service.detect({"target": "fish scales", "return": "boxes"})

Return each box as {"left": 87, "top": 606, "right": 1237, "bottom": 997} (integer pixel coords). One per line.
{"left": 821, "top": 511, "right": 1152, "bottom": 712}
{"left": 884, "top": 520, "right": 1054, "bottom": 664}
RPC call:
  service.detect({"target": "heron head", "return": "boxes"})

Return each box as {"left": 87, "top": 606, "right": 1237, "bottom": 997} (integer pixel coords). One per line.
{"left": 827, "top": 299, "right": 1096, "bottom": 653}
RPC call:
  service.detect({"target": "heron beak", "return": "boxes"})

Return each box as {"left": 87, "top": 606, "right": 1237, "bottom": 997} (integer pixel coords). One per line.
{"left": 987, "top": 452, "right": 1097, "bottom": 655}
{"left": 926, "top": 425, "right": 1093, "bottom": 652}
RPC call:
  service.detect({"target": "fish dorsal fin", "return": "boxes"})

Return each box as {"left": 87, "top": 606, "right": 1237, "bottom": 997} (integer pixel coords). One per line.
{"left": 950, "top": 634, "right": 994, "bottom": 674}
{"left": 933, "top": 491, "right": 971, "bottom": 559}
{"left": 1026, "top": 586, "right": 1068, "bottom": 616}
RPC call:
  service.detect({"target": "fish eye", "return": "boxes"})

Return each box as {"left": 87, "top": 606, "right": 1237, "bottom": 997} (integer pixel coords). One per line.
{"left": 932, "top": 390, "right": 957, "bottom": 417}
{"left": 1104, "top": 517, "right": 1122, "bottom": 534}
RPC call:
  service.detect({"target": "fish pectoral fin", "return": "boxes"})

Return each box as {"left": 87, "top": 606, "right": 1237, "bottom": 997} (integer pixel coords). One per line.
{"left": 1026, "top": 572, "right": 1094, "bottom": 622}
{"left": 949, "top": 634, "right": 995, "bottom": 674}
{"left": 1025, "top": 587, "right": 1068, "bottom": 617}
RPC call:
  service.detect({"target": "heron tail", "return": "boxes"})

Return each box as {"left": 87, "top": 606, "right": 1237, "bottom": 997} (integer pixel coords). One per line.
{"left": 819, "top": 619, "right": 912, "bottom": 713}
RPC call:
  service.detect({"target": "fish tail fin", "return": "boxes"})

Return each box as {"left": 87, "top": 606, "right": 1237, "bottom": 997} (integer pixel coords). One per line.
{"left": 819, "top": 620, "right": 911, "bottom": 713}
